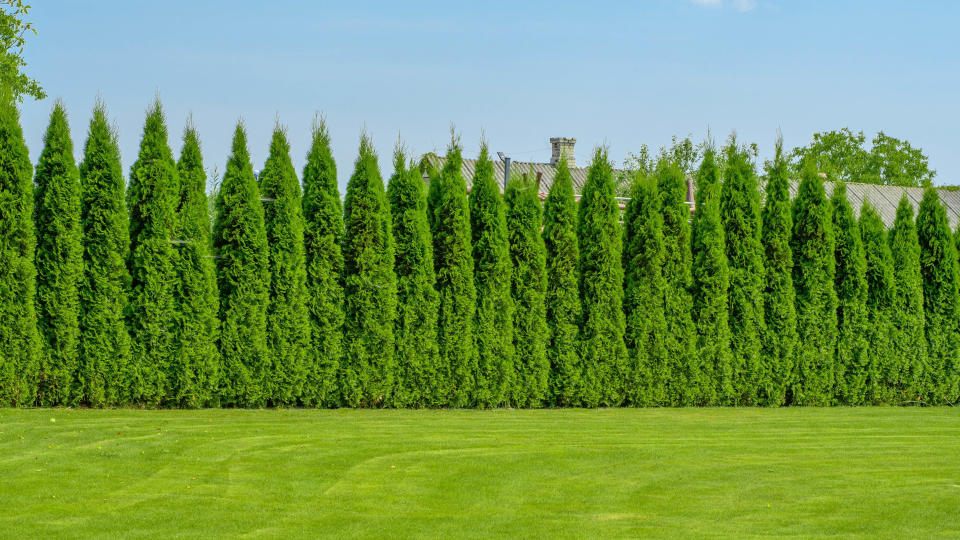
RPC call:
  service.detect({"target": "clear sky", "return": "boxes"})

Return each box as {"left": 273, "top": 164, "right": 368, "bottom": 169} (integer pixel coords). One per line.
{"left": 17, "top": 0, "right": 960, "bottom": 191}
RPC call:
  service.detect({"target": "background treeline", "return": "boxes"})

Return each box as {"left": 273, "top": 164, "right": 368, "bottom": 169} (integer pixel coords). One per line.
{"left": 1, "top": 100, "right": 958, "bottom": 408}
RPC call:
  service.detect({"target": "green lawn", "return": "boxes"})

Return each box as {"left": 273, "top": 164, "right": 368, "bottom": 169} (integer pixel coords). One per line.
{"left": 1, "top": 408, "right": 958, "bottom": 539}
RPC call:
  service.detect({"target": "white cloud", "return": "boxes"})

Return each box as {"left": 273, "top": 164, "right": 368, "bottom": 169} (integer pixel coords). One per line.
{"left": 690, "top": 0, "right": 757, "bottom": 12}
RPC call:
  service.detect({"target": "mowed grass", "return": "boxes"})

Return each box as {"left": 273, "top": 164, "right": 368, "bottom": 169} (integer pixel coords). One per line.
{"left": 1, "top": 408, "right": 958, "bottom": 539}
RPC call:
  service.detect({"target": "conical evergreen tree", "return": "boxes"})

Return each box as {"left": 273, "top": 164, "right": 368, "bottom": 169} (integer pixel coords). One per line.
{"left": 916, "top": 188, "right": 960, "bottom": 404}
{"left": 505, "top": 172, "right": 548, "bottom": 407}
{"left": 78, "top": 103, "right": 131, "bottom": 406}
{"left": 888, "top": 196, "right": 927, "bottom": 403}
{"left": 719, "top": 141, "right": 765, "bottom": 404}
{"left": 859, "top": 202, "right": 896, "bottom": 404}
{"left": 622, "top": 174, "right": 669, "bottom": 406}
{"left": 212, "top": 123, "right": 271, "bottom": 407}
{"left": 428, "top": 136, "right": 477, "bottom": 407}
{"left": 301, "top": 118, "right": 344, "bottom": 407}
{"left": 690, "top": 148, "right": 731, "bottom": 405}
{"left": 0, "top": 95, "right": 41, "bottom": 406}
{"left": 657, "top": 158, "right": 699, "bottom": 405}
{"left": 171, "top": 125, "right": 220, "bottom": 407}
{"left": 468, "top": 142, "right": 513, "bottom": 407}
{"left": 126, "top": 101, "right": 179, "bottom": 405}
{"left": 259, "top": 127, "right": 310, "bottom": 406}
{"left": 790, "top": 162, "right": 838, "bottom": 405}
{"left": 831, "top": 183, "right": 870, "bottom": 404}
{"left": 577, "top": 148, "right": 627, "bottom": 407}
{"left": 388, "top": 147, "right": 440, "bottom": 408}
{"left": 542, "top": 157, "right": 582, "bottom": 406}
{"left": 759, "top": 140, "right": 796, "bottom": 406}
{"left": 33, "top": 102, "right": 83, "bottom": 406}
{"left": 341, "top": 134, "right": 397, "bottom": 407}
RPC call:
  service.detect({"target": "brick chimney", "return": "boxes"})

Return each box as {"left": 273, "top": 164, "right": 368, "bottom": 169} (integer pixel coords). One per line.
{"left": 550, "top": 137, "right": 576, "bottom": 168}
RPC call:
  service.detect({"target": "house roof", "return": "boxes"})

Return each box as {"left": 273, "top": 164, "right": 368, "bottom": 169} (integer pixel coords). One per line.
{"left": 418, "top": 152, "right": 958, "bottom": 230}
{"left": 803, "top": 181, "right": 960, "bottom": 230}
{"left": 419, "top": 154, "right": 595, "bottom": 195}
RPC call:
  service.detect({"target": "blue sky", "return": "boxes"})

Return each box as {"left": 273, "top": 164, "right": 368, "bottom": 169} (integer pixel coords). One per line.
{"left": 17, "top": 0, "right": 960, "bottom": 190}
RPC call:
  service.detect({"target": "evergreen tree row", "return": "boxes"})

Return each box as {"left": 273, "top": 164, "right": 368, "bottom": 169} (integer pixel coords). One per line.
{"left": 1, "top": 100, "right": 958, "bottom": 408}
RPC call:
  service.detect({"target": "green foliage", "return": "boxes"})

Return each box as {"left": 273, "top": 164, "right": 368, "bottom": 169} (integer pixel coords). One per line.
{"left": 213, "top": 123, "right": 271, "bottom": 407}
{"left": 78, "top": 103, "right": 130, "bottom": 406}
{"left": 656, "top": 158, "right": 700, "bottom": 405}
{"left": 0, "top": 1, "right": 45, "bottom": 101}
{"left": 791, "top": 128, "right": 935, "bottom": 187}
{"left": 171, "top": 125, "right": 219, "bottom": 407}
{"left": 622, "top": 174, "right": 669, "bottom": 406}
{"left": 888, "top": 197, "right": 928, "bottom": 402}
{"left": 33, "top": 103, "right": 82, "bottom": 406}
{"left": 342, "top": 135, "right": 397, "bottom": 407}
{"left": 915, "top": 188, "right": 960, "bottom": 404}
{"left": 759, "top": 141, "right": 796, "bottom": 406}
{"left": 259, "top": 127, "right": 310, "bottom": 406}
{"left": 831, "top": 183, "right": 870, "bottom": 404}
{"left": 468, "top": 143, "right": 513, "bottom": 407}
{"left": 577, "top": 149, "right": 627, "bottom": 407}
{"left": 790, "top": 162, "right": 838, "bottom": 405}
{"left": 859, "top": 202, "right": 896, "bottom": 404}
{"left": 388, "top": 148, "right": 440, "bottom": 408}
{"left": 542, "top": 158, "right": 581, "bottom": 406}
{"left": 301, "top": 118, "right": 344, "bottom": 407}
{"left": 690, "top": 148, "right": 731, "bottom": 405}
{"left": 428, "top": 136, "right": 477, "bottom": 407}
{"left": 126, "top": 101, "right": 179, "bottom": 405}
{"left": 505, "top": 173, "right": 548, "bottom": 407}
{"left": 0, "top": 94, "right": 40, "bottom": 405}
{"left": 719, "top": 140, "right": 765, "bottom": 404}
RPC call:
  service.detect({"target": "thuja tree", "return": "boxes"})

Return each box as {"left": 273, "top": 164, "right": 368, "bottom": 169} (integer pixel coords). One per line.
{"left": 33, "top": 102, "right": 83, "bottom": 406}
{"left": 213, "top": 123, "right": 271, "bottom": 407}
{"left": 622, "top": 174, "right": 669, "bottom": 406}
{"left": 656, "top": 158, "right": 700, "bottom": 405}
{"left": 0, "top": 95, "right": 41, "bottom": 406}
{"left": 468, "top": 143, "right": 513, "bottom": 407}
{"left": 859, "top": 202, "right": 896, "bottom": 404}
{"left": 888, "top": 196, "right": 927, "bottom": 402}
{"left": 467, "top": 145, "right": 516, "bottom": 406}
{"left": 690, "top": 148, "right": 731, "bottom": 406}
{"left": 577, "top": 148, "right": 627, "bottom": 407}
{"left": 301, "top": 118, "right": 344, "bottom": 407}
{"left": 831, "top": 183, "right": 870, "bottom": 404}
{"left": 341, "top": 135, "right": 397, "bottom": 407}
{"left": 790, "top": 162, "right": 838, "bottom": 405}
{"left": 916, "top": 188, "right": 960, "bottom": 404}
{"left": 78, "top": 103, "right": 130, "bottom": 406}
{"left": 542, "top": 157, "right": 581, "bottom": 406}
{"left": 260, "top": 127, "right": 310, "bottom": 406}
{"left": 388, "top": 148, "right": 440, "bottom": 407}
{"left": 126, "top": 101, "right": 179, "bottom": 405}
{"left": 171, "top": 125, "right": 220, "bottom": 407}
{"left": 719, "top": 141, "right": 765, "bottom": 404}
{"left": 505, "top": 173, "right": 549, "bottom": 407}
{"left": 428, "top": 137, "right": 477, "bottom": 407}
{"left": 759, "top": 141, "right": 796, "bottom": 406}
